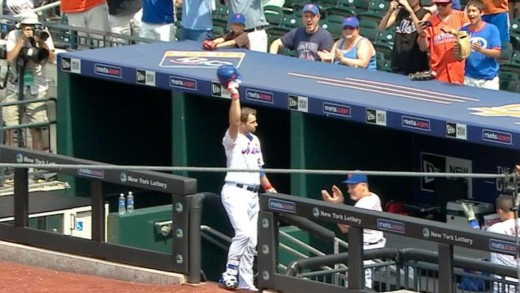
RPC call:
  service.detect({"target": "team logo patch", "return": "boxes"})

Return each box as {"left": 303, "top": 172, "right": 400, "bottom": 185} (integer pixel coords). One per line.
{"left": 446, "top": 122, "right": 467, "bottom": 140}
{"left": 169, "top": 76, "right": 197, "bottom": 90}
{"left": 288, "top": 94, "right": 308, "bottom": 112}
{"left": 401, "top": 115, "right": 430, "bottom": 131}
{"left": 366, "top": 109, "right": 387, "bottom": 126}
{"left": 482, "top": 129, "right": 512, "bottom": 145}
{"left": 94, "top": 64, "right": 122, "bottom": 78}
{"left": 323, "top": 102, "right": 351, "bottom": 118}
{"left": 159, "top": 51, "right": 246, "bottom": 68}
{"left": 136, "top": 69, "right": 156, "bottom": 86}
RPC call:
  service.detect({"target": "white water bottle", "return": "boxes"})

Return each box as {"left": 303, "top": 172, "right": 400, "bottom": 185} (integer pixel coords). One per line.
{"left": 126, "top": 191, "right": 134, "bottom": 213}
{"left": 118, "top": 193, "right": 126, "bottom": 215}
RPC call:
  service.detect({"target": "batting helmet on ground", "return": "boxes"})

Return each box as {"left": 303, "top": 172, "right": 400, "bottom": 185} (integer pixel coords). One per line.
{"left": 216, "top": 65, "right": 241, "bottom": 86}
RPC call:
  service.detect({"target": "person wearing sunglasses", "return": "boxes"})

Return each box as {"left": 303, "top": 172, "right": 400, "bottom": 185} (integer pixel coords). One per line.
{"left": 320, "top": 16, "right": 377, "bottom": 70}
{"left": 417, "top": 0, "right": 469, "bottom": 84}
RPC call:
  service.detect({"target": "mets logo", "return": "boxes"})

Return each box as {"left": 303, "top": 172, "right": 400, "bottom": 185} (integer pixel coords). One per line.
{"left": 159, "top": 51, "right": 246, "bottom": 68}
{"left": 469, "top": 104, "right": 520, "bottom": 125}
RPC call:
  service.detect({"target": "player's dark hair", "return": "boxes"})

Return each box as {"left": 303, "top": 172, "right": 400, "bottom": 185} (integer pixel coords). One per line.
{"left": 466, "top": 0, "right": 484, "bottom": 11}
{"left": 241, "top": 107, "right": 257, "bottom": 123}
{"left": 496, "top": 194, "right": 514, "bottom": 212}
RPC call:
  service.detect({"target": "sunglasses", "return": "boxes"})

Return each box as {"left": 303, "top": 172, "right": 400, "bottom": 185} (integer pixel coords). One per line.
{"left": 435, "top": 2, "right": 450, "bottom": 6}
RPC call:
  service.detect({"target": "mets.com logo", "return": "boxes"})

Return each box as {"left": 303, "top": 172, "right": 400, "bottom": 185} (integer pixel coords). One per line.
{"left": 268, "top": 198, "right": 296, "bottom": 214}
{"left": 377, "top": 219, "right": 405, "bottom": 233}
{"left": 169, "top": 76, "right": 198, "bottom": 91}
{"left": 94, "top": 64, "right": 122, "bottom": 78}
{"left": 489, "top": 239, "right": 516, "bottom": 254}
{"left": 482, "top": 129, "right": 512, "bottom": 145}
{"left": 401, "top": 116, "right": 431, "bottom": 131}
{"left": 245, "top": 89, "right": 274, "bottom": 104}
{"left": 323, "top": 102, "right": 351, "bottom": 118}
{"left": 77, "top": 168, "right": 104, "bottom": 179}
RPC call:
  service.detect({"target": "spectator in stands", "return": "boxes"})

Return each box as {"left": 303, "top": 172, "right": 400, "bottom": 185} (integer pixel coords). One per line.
{"left": 321, "top": 173, "right": 385, "bottom": 290}
{"left": 108, "top": 0, "right": 142, "bottom": 45}
{"left": 202, "top": 13, "right": 249, "bottom": 49}
{"left": 418, "top": 0, "right": 469, "bottom": 84}
{"left": 320, "top": 16, "right": 377, "bottom": 70}
{"left": 179, "top": 0, "right": 213, "bottom": 41}
{"left": 482, "top": 0, "right": 510, "bottom": 44}
{"left": 379, "top": 0, "right": 431, "bottom": 75}
{"left": 60, "top": 0, "right": 110, "bottom": 49}
{"left": 462, "top": 194, "right": 519, "bottom": 293}
{"left": 269, "top": 4, "right": 334, "bottom": 61}
{"left": 3, "top": 12, "right": 55, "bottom": 151}
{"left": 226, "top": 0, "right": 269, "bottom": 52}
{"left": 460, "top": 0, "right": 501, "bottom": 90}
{"left": 140, "top": 0, "right": 179, "bottom": 42}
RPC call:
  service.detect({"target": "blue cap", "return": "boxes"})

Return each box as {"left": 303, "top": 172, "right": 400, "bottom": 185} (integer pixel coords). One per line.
{"left": 342, "top": 16, "right": 359, "bottom": 28}
{"left": 302, "top": 4, "right": 320, "bottom": 15}
{"left": 342, "top": 172, "right": 368, "bottom": 184}
{"left": 229, "top": 13, "right": 246, "bottom": 25}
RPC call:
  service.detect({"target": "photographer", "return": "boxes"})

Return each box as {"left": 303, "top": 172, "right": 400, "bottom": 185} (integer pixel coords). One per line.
{"left": 3, "top": 11, "right": 54, "bottom": 151}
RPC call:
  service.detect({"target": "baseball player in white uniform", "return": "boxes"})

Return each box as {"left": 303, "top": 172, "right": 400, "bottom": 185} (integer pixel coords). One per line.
{"left": 321, "top": 172, "right": 385, "bottom": 289}
{"left": 217, "top": 65, "right": 276, "bottom": 291}
{"left": 463, "top": 194, "right": 520, "bottom": 293}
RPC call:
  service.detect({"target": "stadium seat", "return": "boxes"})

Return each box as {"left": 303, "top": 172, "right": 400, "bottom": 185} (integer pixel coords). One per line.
{"left": 377, "top": 58, "right": 392, "bottom": 72}
{"left": 374, "top": 41, "right": 393, "bottom": 61}
{"left": 337, "top": 0, "right": 370, "bottom": 15}
{"left": 510, "top": 17, "right": 520, "bottom": 51}
{"left": 500, "top": 80, "right": 520, "bottom": 93}
{"left": 213, "top": 3, "right": 229, "bottom": 19}
{"left": 358, "top": 0, "right": 388, "bottom": 22}
{"left": 359, "top": 19, "right": 379, "bottom": 42}
{"left": 280, "top": 14, "right": 300, "bottom": 29}
{"left": 501, "top": 50, "right": 520, "bottom": 75}
{"left": 264, "top": 5, "right": 285, "bottom": 27}
{"left": 321, "top": 15, "right": 344, "bottom": 40}
{"left": 375, "top": 51, "right": 386, "bottom": 62}
{"left": 325, "top": 6, "right": 357, "bottom": 18}
{"left": 498, "top": 42, "right": 513, "bottom": 64}
{"left": 212, "top": 17, "right": 229, "bottom": 31}
{"left": 212, "top": 26, "right": 225, "bottom": 38}
{"left": 376, "top": 26, "right": 396, "bottom": 46}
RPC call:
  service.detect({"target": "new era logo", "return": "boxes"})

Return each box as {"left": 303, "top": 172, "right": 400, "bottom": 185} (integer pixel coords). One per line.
{"left": 287, "top": 95, "right": 308, "bottom": 112}
{"left": 61, "top": 57, "right": 71, "bottom": 71}
{"left": 446, "top": 122, "right": 467, "bottom": 140}
{"left": 136, "top": 69, "right": 146, "bottom": 84}
{"left": 366, "top": 109, "right": 387, "bottom": 126}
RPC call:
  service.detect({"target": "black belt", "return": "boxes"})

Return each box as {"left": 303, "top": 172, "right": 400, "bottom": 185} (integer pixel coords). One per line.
{"left": 244, "top": 25, "right": 267, "bottom": 33}
{"left": 235, "top": 183, "right": 260, "bottom": 193}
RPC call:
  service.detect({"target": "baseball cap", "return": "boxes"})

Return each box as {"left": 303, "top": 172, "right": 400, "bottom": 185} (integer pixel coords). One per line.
{"left": 302, "top": 4, "right": 320, "bottom": 15}
{"left": 229, "top": 13, "right": 246, "bottom": 26}
{"left": 432, "top": 0, "right": 451, "bottom": 3}
{"left": 342, "top": 16, "right": 359, "bottom": 28}
{"left": 18, "top": 11, "right": 40, "bottom": 25}
{"left": 342, "top": 172, "right": 368, "bottom": 184}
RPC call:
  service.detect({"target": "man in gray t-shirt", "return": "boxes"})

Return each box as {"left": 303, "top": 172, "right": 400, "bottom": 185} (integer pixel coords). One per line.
{"left": 269, "top": 3, "right": 333, "bottom": 61}
{"left": 227, "top": 0, "right": 269, "bottom": 52}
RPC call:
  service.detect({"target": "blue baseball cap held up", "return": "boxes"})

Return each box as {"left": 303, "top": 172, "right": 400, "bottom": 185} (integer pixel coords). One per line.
{"left": 342, "top": 172, "right": 368, "bottom": 184}
{"left": 302, "top": 3, "right": 320, "bottom": 15}
{"left": 229, "top": 13, "right": 246, "bottom": 26}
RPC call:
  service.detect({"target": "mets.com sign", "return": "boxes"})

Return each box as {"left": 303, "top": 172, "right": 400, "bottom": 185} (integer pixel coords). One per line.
{"left": 159, "top": 51, "right": 246, "bottom": 69}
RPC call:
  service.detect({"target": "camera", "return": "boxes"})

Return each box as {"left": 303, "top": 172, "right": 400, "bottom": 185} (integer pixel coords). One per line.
{"left": 18, "top": 37, "right": 49, "bottom": 64}
{"left": 34, "top": 25, "right": 49, "bottom": 41}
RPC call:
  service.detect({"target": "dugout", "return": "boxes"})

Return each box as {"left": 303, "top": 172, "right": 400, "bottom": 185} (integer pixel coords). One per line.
{"left": 57, "top": 41, "right": 520, "bottom": 277}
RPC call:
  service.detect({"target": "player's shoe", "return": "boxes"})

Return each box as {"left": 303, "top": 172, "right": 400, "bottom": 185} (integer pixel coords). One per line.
{"left": 219, "top": 272, "right": 238, "bottom": 290}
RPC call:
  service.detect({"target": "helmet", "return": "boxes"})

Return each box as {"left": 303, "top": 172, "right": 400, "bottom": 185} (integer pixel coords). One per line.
{"left": 216, "top": 65, "right": 241, "bottom": 86}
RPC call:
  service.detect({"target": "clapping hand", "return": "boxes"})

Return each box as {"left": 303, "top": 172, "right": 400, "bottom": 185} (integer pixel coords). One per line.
{"left": 321, "top": 185, "right": 345, "bottom": 204}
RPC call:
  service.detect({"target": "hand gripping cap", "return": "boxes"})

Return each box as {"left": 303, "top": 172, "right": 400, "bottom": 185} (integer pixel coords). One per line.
{"left": 216, "top": 65, "right": 241, "bottom": 86}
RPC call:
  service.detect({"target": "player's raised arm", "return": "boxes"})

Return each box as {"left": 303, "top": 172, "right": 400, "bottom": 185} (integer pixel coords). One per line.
{"left": 217, "top": 65, "right": 242, "bottom": 141}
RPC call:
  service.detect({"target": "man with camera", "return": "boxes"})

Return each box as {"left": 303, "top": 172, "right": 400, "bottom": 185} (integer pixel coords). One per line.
{"left": 3, "top": 12, "right": 54, "bottom": 151}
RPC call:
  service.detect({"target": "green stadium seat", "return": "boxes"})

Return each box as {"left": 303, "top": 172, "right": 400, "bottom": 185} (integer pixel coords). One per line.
{"left": 510, "top": 18, "right": 520, "bottom": 51}
{"left": 376, "top": 26, "right": 396, "bottom": 46}
{"left": 212, "top": 26, "right": 225, "bottom": 38}
{"left": 500, "top": 80, "right": 520, "bottom": 93}
{"left": 499, "top": 71, "right": 519, "bottom": 81}
{"left": 377, "top": 58, "right": 392, "bottom": 72}
{"left": 358, "top": 0, "right": 388, "bottom": 22}
{"left": 375, "top": 51, "right": 386, "bottom": 62}
{"left": 280, "top": 14, "right": 300, "bottom": 29}
{"left": 326, "top": 6, "right": 357, "bottom": 18}
{"left": 264, "top": 5, "right": 285, "bottom": 27}
{"left": 321, "top": 15, "right": 344, "bottom": 40}
{"left": 359, "top": 19, "right": 379, "bottom": 42}
{"left": 213, "top": 3, "right": 229, "bottom": 19}
{"left": 501, "top": 50, "right": 520, "bottom": 75}
{"left": 498, "top": 42, "right": 513, "bottom": 65}
{"left": 374, "top": 41, "right": 393, "bottom": 61}
{"left": 212, "top": 17, "right": 228, "bottom": 31}
{"left": 337, "top": 0, "right": 370, "bottom": 15}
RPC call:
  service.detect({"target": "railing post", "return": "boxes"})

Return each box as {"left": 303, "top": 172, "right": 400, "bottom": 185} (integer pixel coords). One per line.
{"left": 348, "top": 226, "right": 364, "bottom": 290}
{"left": 257, "top": 209, "right": 277, "bottom": 290}
{"left": 438, "top": 243, "right": 454, "bottom": 293}
{"left": 14, "top": 167, "right": 29, "bottom": 227}
{"left": 91, "top": 180, "right": 104, "bottom": 242}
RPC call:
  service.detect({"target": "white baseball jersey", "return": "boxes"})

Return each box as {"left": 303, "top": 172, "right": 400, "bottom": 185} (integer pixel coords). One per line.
{"left": 487, "top": 218, "right": 520, "bottom": 293}
{"left": 355, "top": 193, "right": 385, "bottom": 244}
{"left": 223, "top": 130, "right": 264, "bottom": 185}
